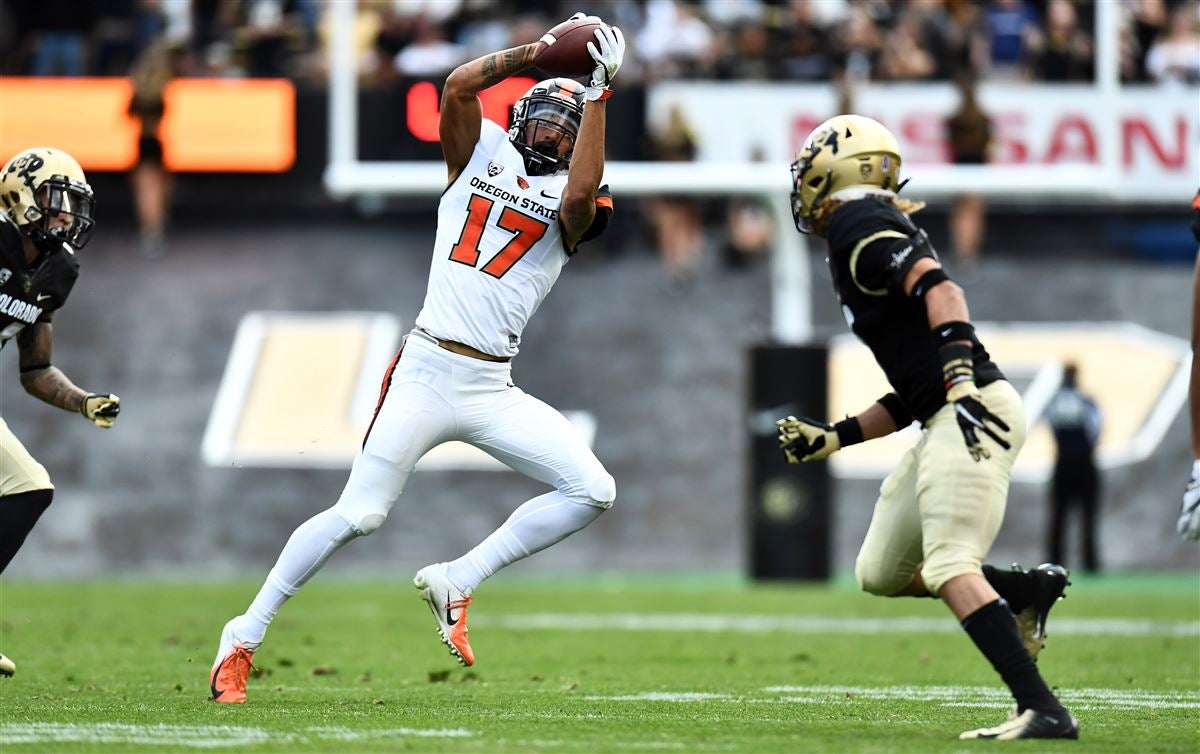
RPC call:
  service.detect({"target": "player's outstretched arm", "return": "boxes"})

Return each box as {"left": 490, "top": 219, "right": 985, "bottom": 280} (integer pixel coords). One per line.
{"left": 441, "top": 43, "right": 541, "bottom": 184}
{"left": 561, "top": 23, "right": 624, "bottom": 250}
{"left": 16, "top": 323, "right": 120, "bottom": 428}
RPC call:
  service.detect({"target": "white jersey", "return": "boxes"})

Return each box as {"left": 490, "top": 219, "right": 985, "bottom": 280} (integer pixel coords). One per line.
{"left": 415, "top": 120, "right": 574, "bottom": 358}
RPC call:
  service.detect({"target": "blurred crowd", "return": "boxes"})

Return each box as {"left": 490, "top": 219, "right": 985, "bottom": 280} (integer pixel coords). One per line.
{"left": 2, "top": 0, "right": 1198, "bottom": 85}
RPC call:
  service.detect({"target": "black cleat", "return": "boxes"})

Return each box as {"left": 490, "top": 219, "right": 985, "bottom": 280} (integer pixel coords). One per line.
{"left": 959, "top": 708, "right": 1079, "bottom": 740}
{"left": 1015, "top": 563, "right": 1070, "bottom": 660}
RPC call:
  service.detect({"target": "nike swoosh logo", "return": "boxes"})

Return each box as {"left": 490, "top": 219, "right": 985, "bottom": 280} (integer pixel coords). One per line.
{"left": 445, "top": 591, "right": 459, "bottom": 626}
{"left": 540, "top": 190, "right": 559, "bottom": 200}
{"left": 37, "top": 293, "right": 52, "bottom": 302}
{"left": 210, "top": 658, "right": 227, "bottom": 699}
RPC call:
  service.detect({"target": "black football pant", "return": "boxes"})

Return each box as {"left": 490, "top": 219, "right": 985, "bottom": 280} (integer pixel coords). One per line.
{"left": 0, "top": 489, "right": 53, "bottom": 574}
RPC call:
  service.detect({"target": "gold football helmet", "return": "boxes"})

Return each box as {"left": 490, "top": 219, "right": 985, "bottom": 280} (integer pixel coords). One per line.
{"left": 0, "top": 147, "right": 95, "bottom": 250}
{"left": 789, "top": 115, "right": 903, "bottom": 235}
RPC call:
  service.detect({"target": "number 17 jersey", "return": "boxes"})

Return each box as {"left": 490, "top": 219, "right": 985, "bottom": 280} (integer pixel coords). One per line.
{"left": 415, "top": 119, "right": 613, "bottom": 359}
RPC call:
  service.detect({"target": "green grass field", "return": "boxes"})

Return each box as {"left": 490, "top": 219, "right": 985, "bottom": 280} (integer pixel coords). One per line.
{"left": 1, "top": 573, "right": 1197, "bottom": 753}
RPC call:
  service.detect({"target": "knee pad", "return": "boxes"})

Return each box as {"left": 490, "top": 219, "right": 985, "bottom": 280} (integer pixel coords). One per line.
{"left": 584, "top": 472, "right": 616, "bottom": 509}
{"left": 333, "top": 452, "right": 407, "bottom": 535}
{"left": 855, "top": 556, "right": 914, "bottom": 597}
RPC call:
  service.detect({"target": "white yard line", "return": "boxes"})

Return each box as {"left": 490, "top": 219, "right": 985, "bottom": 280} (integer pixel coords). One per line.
{"left": 584, "top": 685, "right": 1200, "bottom": 710}
{"left": 0, "top": 723, "right": 473, "bottom": 749}
{"left": 487, "top": 613, "right": 1199, "bottom": 637}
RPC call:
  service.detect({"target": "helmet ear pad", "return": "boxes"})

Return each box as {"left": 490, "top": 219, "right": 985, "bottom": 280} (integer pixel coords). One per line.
{"left": 509, "top": 78, "right": 586, "bottom": 176}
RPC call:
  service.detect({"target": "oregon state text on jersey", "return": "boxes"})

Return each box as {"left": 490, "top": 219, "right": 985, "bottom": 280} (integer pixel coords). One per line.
{"left": 415, "top": 120, "right": 611, "bottom": 358}
{"left": 825, "top": 197, "right": 1002, "bottom": 423}
{"left": 0, "top": 213, "right": 78, "bottom": 344}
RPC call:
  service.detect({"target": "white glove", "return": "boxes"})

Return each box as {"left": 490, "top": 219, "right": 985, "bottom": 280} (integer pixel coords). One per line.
{"left": 585, "top": 24, "right": 624, "bottom": 102}
{"left": 1179, "top": 460, "right": 1200, "bottom": 541}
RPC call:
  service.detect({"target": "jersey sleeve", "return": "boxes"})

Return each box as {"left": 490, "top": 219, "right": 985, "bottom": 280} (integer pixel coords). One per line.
{"left": 829, "top": 199, "right": 936, "bottom": 296}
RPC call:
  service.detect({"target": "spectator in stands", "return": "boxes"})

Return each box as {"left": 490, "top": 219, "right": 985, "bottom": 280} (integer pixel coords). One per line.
{"left": 777, "top": 0, "right": 833, "bottom": 81}
{"left": 879, "top": 6, "right": 938, "bottom": 80}
{"left": 636, "top": 0, "right": 718, "bottom": 80}
{"left": 235, "top": 0, "right": 305, "bottom": 78}
{"left": 1030, "top": 0, "right": 1094, "bottom": 81}
{"left": 1146, "top": 1, "right": 1200, "bottom": 85}
{"left": 939, "top": 0, "right": 989, "bottom": 80}
{"left": 28, "top": 0, "right": 97, "bottom": 76}
{"left": 714, "top": 20, "right": 774, "bottom": 80}
{"left": 128, "top": 38, "right": 182, "bottom": 259}
{"left": 190, "top": 0, "right": 238, "bottom": 75}
{"left": 1123, "top": 0, "right": 1168, "bottom": 82}
{"left": 393, "top": 13, "right": 464, "bottom": 77}
{"left": 834, "top": 5, "right": 883, "bottom": 84}
{"left": 984, "top": 0, "right": 1040, "bottom": 78}
{"left": 945, "top": 73, "right": 991, "bottom": 273}
{"left": 315, "top": 0, "right": 384, "bottom": 80}
{"left": 1043, "top": 362, "right": 1103, "bottom": 572}
{"left": 645, "top": 104, "right": 703, "bottom": 291}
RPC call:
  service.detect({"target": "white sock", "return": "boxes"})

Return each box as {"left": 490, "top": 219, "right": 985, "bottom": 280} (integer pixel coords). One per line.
{"left": 234, "top": 508, "right": 359, "bottom": 645}
{"left": 445, "top": 491, "right": 605, "bottom": 592}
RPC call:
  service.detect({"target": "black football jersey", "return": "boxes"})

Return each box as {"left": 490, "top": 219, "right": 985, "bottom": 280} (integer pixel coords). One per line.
{"left": 824, "top": 197, "right": 1003, "bottom": 423}
{"left": 0, "top": 215, "right": 79, "bottom": 345}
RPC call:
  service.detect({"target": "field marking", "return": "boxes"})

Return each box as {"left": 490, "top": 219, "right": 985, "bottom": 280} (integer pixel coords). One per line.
{"left": 488, "top": 613, "right": 1199, "bottom": 638}
{"left": 584, "top": 685, "right": 1200, "bottom": 711}
{"left": 0, "top": 723, "right": 473, "bottom": 749}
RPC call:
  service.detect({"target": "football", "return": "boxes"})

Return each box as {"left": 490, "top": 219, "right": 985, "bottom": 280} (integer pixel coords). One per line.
{"left": 533, "top": 17, "right": 602, "bottom": 77}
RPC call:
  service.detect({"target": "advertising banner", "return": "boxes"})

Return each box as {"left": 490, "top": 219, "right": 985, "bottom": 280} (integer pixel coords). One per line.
{"left": 648, "top": 82, "right": 1198, "bottom": 203}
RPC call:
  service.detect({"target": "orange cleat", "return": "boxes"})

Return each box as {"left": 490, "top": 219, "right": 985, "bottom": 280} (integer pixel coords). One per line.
{"left": 210, "top": 621, "right": 257, "bottom": 703}
{"left": 413, "top": 563, "right": 475, "bottom": 666}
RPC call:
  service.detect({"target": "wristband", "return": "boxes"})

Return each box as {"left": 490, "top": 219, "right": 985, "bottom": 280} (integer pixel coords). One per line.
{"left": 834, "top": 417, "right": 864, "bottom": 447}
{"left": 933, "top": 320, "right": 975, "bottom": 346}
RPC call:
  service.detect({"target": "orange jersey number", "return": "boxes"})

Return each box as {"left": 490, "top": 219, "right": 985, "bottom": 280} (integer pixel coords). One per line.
{"left": 449, "top": 194, "right": 549, "bottom": 278}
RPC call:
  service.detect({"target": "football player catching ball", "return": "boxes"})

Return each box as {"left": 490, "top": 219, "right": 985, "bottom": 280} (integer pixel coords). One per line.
{"left": 210, "top": 14, "right": 624, "bottom": 702}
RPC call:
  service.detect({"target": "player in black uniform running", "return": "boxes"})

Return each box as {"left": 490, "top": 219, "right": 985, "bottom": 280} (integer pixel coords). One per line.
{"left": 777, "top": 116, "right": 1077, "bottom": 741}
{"left": 0, "top": 147, "right": 121, "bottom": 677}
